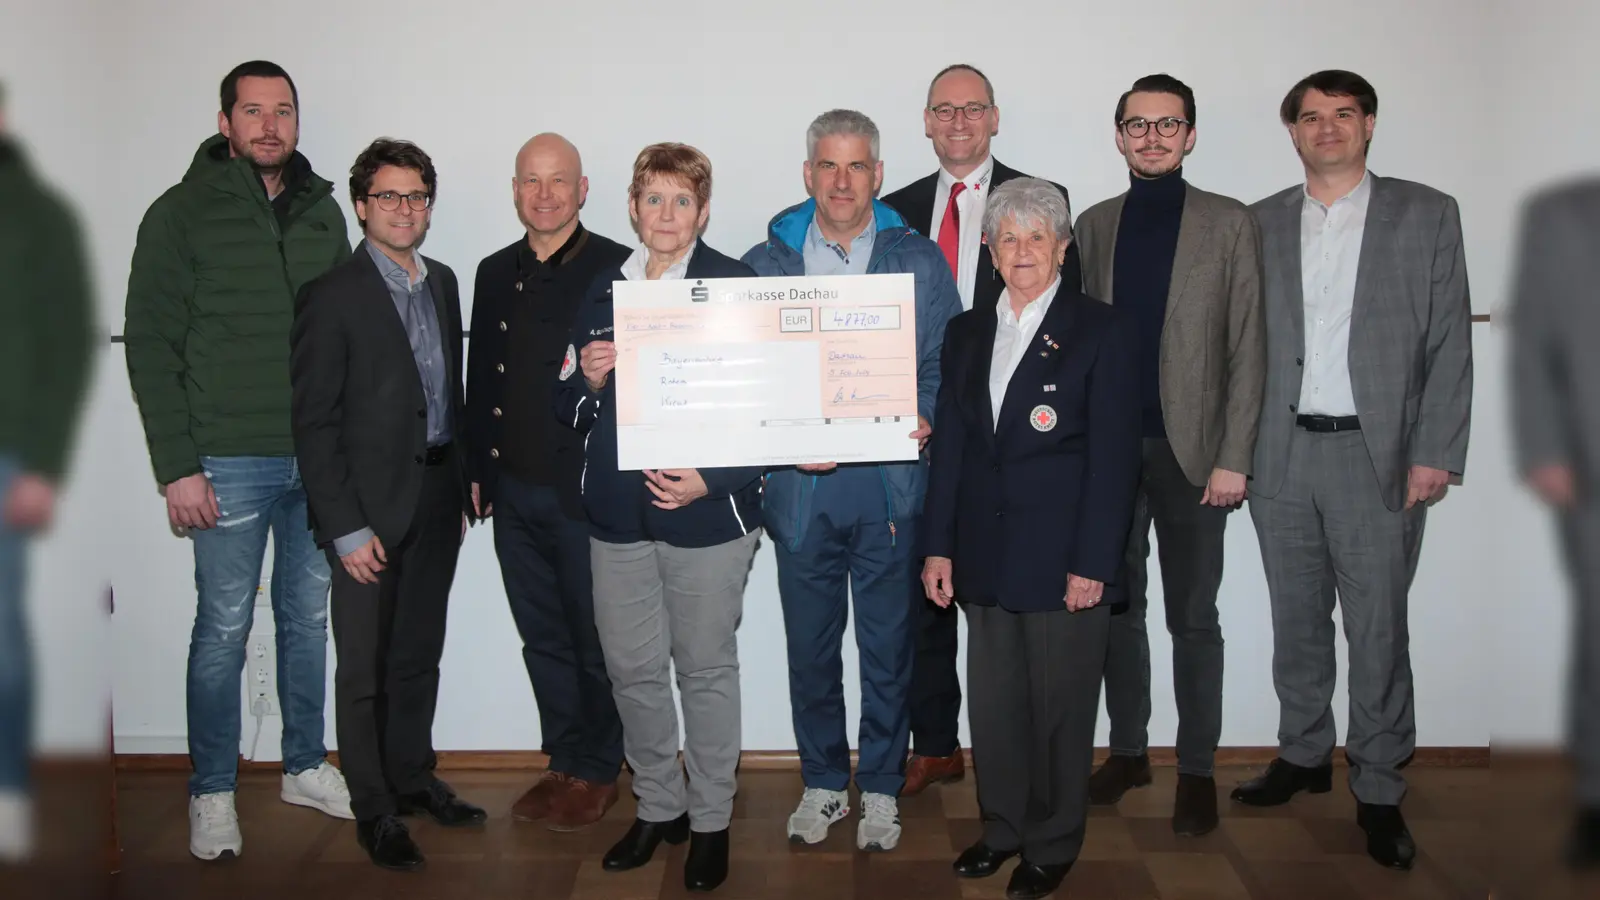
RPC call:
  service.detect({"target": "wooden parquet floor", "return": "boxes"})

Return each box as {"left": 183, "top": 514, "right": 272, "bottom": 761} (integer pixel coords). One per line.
{"left": 2, "top": 762, "right": 1585, "bottom": 899}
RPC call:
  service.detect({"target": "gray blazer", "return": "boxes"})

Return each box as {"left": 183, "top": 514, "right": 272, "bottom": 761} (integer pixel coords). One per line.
{"left": 1076, "top": 183, "right": 1266, "bottom": 486}
{"left": 1509, "top": 178, "right": 1600, "bottom": 481}
{"left": 1250, "top": 174, "right": 1473, "bottom": 511}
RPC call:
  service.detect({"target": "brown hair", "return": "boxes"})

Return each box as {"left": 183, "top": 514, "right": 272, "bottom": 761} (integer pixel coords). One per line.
{"left": 1280, "top": 69, "right": 1377, "bottom": 125}
{"left": 628, "top": 142, "right": 712, "bottom": 209}
{"left": 220, "top": 60, "right": 299, "bottom": 116}
{"left": 349, "top": 138, "right": 437, "bottom": 231}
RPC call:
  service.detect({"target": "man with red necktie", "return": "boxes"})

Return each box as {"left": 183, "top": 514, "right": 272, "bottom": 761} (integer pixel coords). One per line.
{"left": 882, "top": 63, "right": 1080, "bottom": 796}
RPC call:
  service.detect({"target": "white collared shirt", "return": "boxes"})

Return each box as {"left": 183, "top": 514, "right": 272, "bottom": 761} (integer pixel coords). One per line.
{"left": 931, "top": 155, "right": 995, "bottom": 312}
{"left": 621, "top": 242, "right": 696, "bottom": 282}
{"left": 1297, "top": 170, "right": 1372, "bottom": 416}
{"left": 989, "top": 276, "right": 1061, "bottom": 431}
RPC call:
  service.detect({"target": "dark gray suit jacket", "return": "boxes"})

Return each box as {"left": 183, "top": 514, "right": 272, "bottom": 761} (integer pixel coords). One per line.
{"left": 290, "top": 249, "right": 470, "bottom": 550}
{"left": 1076, "top": 182, "right": 1266, "bottom": 486}
{"left": 1510, "top": 178, "right": 1600, "bottom": 482}
{"left": 1250, "top": 173, "right": 1473, "bottom": 511}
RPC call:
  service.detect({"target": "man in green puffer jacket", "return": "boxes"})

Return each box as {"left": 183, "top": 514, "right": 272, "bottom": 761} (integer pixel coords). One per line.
{"left": 123, "top": 60, "right": 354, "bottom": 862}
{"left": 0, "top": 80, "right": 96, "bottom": 864}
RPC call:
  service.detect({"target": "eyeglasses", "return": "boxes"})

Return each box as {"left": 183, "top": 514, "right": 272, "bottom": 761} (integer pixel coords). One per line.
{"left": 928, "top": 102, "right": 993, "bottom": 122}
{"left": 1119, "top": 116, "right": 1190, "bottom": 138}
{"left": 364, "top": 191, "right": 433, "bottom": 212}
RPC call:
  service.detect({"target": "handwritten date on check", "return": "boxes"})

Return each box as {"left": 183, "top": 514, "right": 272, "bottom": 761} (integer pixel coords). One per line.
{"left": 611, "top": 273, "right": 920, "bottom": 470}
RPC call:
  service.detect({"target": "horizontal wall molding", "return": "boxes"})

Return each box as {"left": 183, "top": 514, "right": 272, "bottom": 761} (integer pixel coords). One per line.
{"left": 110, "top": 745, "right": 1490, "bottom": 774}
{"left": 105, "top": 315, "right": 1493, "bottom": 344}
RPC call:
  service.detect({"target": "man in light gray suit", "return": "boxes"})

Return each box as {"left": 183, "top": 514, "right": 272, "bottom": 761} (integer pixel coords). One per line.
{"left": 1508, "top": 178, "right": 1600, "bottom": 869}
{"left": 1074, "top": 73, "right": 1264, "bottom": 839}
{"left": 1232, "top": 70, "right": 1472, "bottom": 873}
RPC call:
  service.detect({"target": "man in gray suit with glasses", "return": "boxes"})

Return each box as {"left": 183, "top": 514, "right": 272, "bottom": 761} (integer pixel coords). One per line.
{"left": 1231, "top": 70, "right": 1472, "bottom": 874}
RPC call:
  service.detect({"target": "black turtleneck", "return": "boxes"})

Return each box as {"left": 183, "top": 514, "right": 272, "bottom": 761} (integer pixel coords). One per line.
{"left": 1112, "top": 166, "right": 1187, "bottom": 438}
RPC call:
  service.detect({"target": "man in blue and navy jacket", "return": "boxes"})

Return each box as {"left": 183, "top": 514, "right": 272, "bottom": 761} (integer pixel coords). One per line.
{"left": 740, "top": 109, "right": 961, "bottom": 853}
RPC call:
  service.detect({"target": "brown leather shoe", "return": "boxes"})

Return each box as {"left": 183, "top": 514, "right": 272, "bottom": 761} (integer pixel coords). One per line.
{"left": 902, "top": 751, "right": 965, "bottom": 797}
{"left": 510, "top": 770, "right": 570, "bottom": 822}
{"left": 546, "top": 778, "right": 618, "bottom": 832}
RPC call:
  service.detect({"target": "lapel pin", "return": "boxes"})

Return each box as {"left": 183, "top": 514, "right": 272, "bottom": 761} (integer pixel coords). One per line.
{"left": 1044, "top": 384, "right": 1056, "bottom": 392}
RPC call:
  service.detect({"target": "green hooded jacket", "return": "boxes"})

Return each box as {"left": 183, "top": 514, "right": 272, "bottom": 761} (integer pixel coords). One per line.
{"left": 0, "top": 136, "right": 95, "bottom": 480}
{"left": 124, "top": 134, "right": 351, "bottom": 485}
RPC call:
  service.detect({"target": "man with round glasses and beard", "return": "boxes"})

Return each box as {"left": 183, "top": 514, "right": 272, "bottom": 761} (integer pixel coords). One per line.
{"left": 125, "top": 60, "right": 354, "bottom": 862}
{"left": 1073, "top": 73, "right": 1264, "bottom": 839}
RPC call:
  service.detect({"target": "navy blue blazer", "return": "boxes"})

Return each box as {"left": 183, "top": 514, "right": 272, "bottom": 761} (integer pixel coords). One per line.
{"left": 922, "top": 288, "right": 1142, "bottom": 613}
{"left": 552, "top": 239, "right": 764, "bottom": 549}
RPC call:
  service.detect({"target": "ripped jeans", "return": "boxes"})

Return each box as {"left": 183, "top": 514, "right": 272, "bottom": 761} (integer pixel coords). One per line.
{"left": 187, "top": 456, "right": 332, "bottom": 797}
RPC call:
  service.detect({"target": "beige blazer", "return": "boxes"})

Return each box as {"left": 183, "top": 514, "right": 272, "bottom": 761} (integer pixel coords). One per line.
{"left": 1075, "top": 182, "right": 1266, "bottom": 486}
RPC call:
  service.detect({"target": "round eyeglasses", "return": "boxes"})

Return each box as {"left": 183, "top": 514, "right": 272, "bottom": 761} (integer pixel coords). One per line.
{"left": 1119, "top": 116, "right": 1190, "bottom": 138}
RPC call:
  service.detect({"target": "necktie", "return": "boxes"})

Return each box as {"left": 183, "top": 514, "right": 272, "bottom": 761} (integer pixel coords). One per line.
{"left": 937, "top": 181, "right": 966, "bottom": 277}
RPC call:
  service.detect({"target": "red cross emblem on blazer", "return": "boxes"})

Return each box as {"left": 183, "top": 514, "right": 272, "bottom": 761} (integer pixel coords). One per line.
{"left": 1030, "top": 405, "right": 1057, "bottom": 432}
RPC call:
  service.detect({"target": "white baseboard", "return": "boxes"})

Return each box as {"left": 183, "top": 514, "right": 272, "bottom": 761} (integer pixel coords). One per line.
{"left": 111, "top": 735, "right": 188, "bottom": 755}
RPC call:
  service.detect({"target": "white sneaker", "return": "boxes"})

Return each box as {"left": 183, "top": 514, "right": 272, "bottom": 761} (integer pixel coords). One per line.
{"left": 281, "top": 761, "right": 354, "bottom": 820}
{"left": 787, "top": 788, "right": 849, "bottom": 844}
{"left": 856, "top": 792, "right": 901, "bottom": 851}
{"left": 189, "top": 792, "right": 243, "bottom": 861}
{"left": 0, "top": 791, "right": 33, "bottom": 864}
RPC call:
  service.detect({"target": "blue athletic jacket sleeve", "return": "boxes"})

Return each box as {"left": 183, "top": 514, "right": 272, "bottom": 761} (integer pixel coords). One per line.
{"left": 915, "top": 248, "right": 962, "bottom": 426}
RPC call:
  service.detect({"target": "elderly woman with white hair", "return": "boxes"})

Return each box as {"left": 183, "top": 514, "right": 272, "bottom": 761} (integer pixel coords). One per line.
{"left": 921, "top": 176, "right": 1142, "bottom": 900}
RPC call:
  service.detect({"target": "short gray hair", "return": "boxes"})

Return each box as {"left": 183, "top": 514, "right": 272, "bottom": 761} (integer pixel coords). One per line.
{"left": 982, "top": 177, "right": 1073, "bottom": 243}
{"left": 806, "top": 109, "right": 879, "bottom": 162}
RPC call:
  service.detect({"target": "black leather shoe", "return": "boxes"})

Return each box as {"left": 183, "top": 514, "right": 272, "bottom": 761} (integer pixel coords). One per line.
{"left": 602, "top": 814, "right": 690, "bottom": 872}
{"left": 953, "top": 840, "right": 1019, "bottom": 878}
{"left": 356, "top": 815, "right": 425, "bottom": 871}
{"left": 1356, "top": 802, "right": 1416, "bottom": 871}
{"left": 684, "top": 827, "right": 730, "bottom": 892}
{"left": 1568, "top": 808, "right": 1600, "bottom": 870}
{"left": 1005, "top": 859, "right": 1072, "bottom": 900}
{"left": 1173, "top": 774, "right": 1219, "bottom": 836}
{"left": 1087, "top": 753, "right": 1152, "bottom": 805}
{"left": 397, "top": 779, "right": 488, "bottom": 827}
{"left": 1229, "top": 758, "right": 1332, "bottom": 807}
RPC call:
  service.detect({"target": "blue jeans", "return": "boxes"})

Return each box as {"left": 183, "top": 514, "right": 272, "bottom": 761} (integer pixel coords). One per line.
{"left": 0, "top": 457, "right": 31, "bottom": 791}
{"left": 187, "top": 456, "right": 331, "bottom": 796}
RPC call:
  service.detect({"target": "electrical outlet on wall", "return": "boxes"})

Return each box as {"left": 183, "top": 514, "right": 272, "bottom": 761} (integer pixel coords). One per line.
{"left": 248, "top": 632, "right": 279, "bottom": 717}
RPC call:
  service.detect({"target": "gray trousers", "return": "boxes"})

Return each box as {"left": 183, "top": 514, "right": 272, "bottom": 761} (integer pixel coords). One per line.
{"left": 966, "top": 602, "right": 1109, "bottom": 866}
{"left": 1250, "top": 429, "right": 1425, "bottom": 806}
{"left": 1560, "top": 501, "right": 1600, "bottom": 805}
{"left": 1105, "top": 438, "right": 1231, "bottom": 776}
{"left": 590, "top": 532, "right": 759, "bottom": 831}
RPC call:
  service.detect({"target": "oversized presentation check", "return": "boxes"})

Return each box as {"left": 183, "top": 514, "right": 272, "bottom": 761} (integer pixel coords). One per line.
{"left": 611, "top": 273, "right": 919, "bottom": 470}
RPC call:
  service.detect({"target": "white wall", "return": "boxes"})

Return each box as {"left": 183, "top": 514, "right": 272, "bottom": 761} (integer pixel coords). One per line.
{"left": 2, "top": 0, "right": 1566, "bottom": 757}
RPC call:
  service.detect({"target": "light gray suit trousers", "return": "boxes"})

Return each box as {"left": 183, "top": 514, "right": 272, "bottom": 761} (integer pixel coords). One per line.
{"left": 1249, "top": 173, "right": 1472, "bottom": 805}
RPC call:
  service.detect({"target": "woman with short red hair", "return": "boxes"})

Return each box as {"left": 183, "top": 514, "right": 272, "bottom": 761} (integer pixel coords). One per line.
{"left": 552, "top": 143, "right": 762, "bottom": 893}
